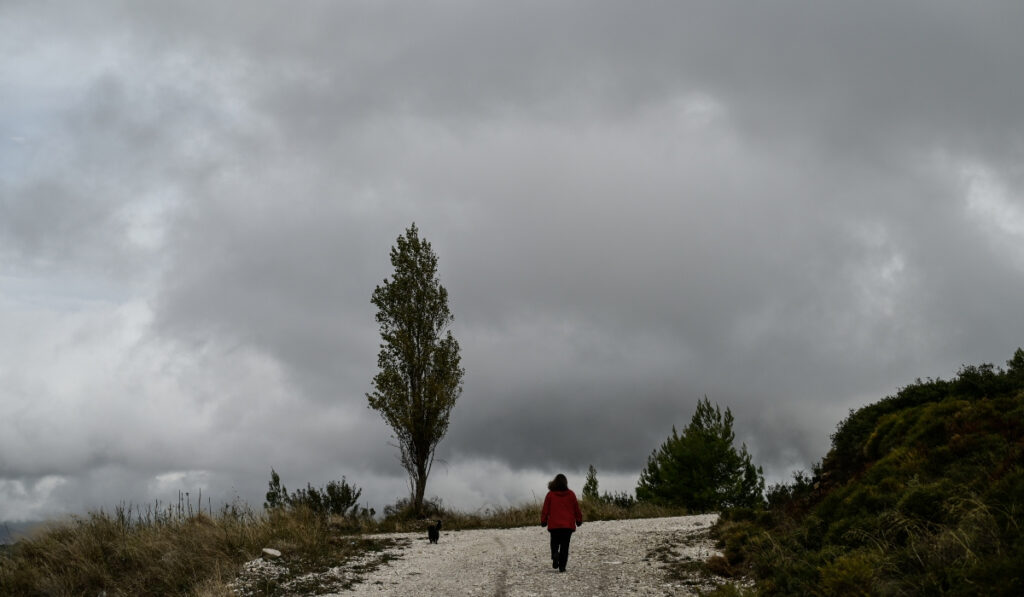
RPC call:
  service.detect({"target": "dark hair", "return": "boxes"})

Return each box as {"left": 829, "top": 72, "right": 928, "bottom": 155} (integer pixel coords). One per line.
{"left": 548, "top": 474, "right": 568, "bottom": 491}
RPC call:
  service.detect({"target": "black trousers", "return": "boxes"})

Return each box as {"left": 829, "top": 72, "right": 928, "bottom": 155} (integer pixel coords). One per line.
{"left": 549, "top": 528, "right": 574, "bottom": 569}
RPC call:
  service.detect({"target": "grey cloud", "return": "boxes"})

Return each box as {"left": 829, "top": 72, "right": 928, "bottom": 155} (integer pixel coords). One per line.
{"left": 3, "top": 1, "right": 1024, "bottom": 521}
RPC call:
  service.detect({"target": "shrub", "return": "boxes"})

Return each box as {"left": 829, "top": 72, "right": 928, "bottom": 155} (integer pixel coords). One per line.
{"left": 264, "top": 469, "right": 373, "bottom": 519}
{"left": 818, "top": 550, "right": 880, "bottom": 597}
{"left": 602, "top": 490, "right": 637, "bottom": 509}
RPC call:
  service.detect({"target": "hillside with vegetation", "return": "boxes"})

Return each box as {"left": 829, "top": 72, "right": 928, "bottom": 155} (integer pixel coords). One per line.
{"left": 711, "top": 349, "right": 1024, "bottom": 596}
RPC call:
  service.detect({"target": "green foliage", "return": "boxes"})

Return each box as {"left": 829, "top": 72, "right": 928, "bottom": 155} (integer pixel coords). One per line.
{"left": 601, "top": 490, "right": 638, "bottom": 509}
{"left": 714, "top": 349, "right": 1024, "bottom": 596}
{"left": 380, "top": 496, "right": 446, "bottom": 521}
{"left": 765, "top": 468, "right": 818, "bottom": 518}
{"left": 265, "top": 468, "right": 288, "bottom": 510}
{"left": 637, "top": 397, "right": 765, "bottom": 511}
{"left": 580, "top": 464, "right": 638, "bottom": 509}
{"left": 264, "top": 469, "right": 372, "bottom": 520}
{"left": 367, "top": 223, "right": 465, "bottom": 516}
{"left": 818, "top": 550, "right": 881, "bottom": 597}
{"left": 292, "top": 480, "right": 365, "bottom": 518}
{"left": 583, "top": 465, "right": 600, "bottom": 502}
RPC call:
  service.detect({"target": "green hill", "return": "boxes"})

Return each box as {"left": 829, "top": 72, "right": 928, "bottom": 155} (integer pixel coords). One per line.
{"left": 714, "top": 349, "right": 1024, "bottom": 596}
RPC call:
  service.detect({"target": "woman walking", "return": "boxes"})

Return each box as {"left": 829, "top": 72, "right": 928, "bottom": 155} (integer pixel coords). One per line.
{"left": 541, "top": 473, "right": 583, "bottom": 572}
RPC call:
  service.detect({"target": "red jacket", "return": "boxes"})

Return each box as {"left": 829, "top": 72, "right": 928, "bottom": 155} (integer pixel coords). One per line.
{"left": 541, "top": 489, "right": 583, "bottom": 530}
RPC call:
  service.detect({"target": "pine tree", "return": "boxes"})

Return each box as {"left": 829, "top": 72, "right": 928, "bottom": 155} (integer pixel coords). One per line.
{"left": 583, "top": 465, "right": 600, "bottom": 502}
{"left": 636, "top": 397, "right": 764, "bottom": 510}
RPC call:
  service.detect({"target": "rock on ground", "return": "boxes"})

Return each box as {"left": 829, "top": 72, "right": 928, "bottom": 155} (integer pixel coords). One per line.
{"left": 325, "top": 514, "right": 723, "bottom": 597}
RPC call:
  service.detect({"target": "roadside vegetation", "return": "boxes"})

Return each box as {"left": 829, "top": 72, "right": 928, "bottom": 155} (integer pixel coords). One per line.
{"left": 703, "top": 349, "right": 1024, "bottom": 596}
{"left": 375, "top": 493, "right": 685, "bottom": 535}
{"left": 0, "top": 496, "right": 392, "bottom": 597}
{"left": 0, "top": 469, "right": 685, "bottom": 596}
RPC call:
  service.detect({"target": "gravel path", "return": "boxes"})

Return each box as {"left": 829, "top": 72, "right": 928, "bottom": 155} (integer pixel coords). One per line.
{"left": 327, "top": 514, "right": 722, "bottom": 597}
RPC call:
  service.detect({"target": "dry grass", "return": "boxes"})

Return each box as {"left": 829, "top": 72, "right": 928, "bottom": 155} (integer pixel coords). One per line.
{"left": 0, "top": 495, "right": 682, "bottom": 595}
{"left": 374, "top": 497, "right": 684, "bottom": 534}
{"left": 0, "top": 502, "right": 384, "bottom": 596}
{"left": 370, "top": 501, "right": 542, "bottom": 534}
{"left": 581, "top": 497, "right": 683, "bottom": 522}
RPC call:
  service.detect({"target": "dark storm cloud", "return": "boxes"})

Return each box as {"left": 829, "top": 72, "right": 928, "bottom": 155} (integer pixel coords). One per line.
{"left": 3, "top": 1, "right": 1024, "bottom": 519}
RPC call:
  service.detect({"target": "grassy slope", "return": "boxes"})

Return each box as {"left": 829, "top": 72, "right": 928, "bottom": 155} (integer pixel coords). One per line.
{"left": 711, "top": 350, "right": 1024, "bottom": 596}
{"left": 0, "top": 504, "right": 394, "bottom": 596}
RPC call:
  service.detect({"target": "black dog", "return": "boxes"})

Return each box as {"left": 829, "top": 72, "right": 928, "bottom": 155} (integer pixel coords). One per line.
{"left": 427, "top": 520, "right": 442, "bottom": 544}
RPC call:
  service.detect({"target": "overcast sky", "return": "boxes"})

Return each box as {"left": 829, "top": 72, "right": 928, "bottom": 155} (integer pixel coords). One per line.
{"left": 3, "top": 0, "right": 1024, "bottom": 523}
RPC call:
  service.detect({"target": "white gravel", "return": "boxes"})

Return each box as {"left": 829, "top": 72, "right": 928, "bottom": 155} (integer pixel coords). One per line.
{"left": 325, "top": 514, "right": 723, "bottom": 597}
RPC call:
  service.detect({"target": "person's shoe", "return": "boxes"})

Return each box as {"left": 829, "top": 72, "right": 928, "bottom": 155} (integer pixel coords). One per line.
{"left": 559, "top": 567, "right": 566, "bottom": 572}
{"left": 552, "top": 558, "right": 559, "bottom": 569}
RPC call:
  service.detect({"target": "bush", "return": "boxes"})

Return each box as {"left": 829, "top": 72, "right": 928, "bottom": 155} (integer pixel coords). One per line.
{"left": 705, "top": 554, "right": 736, "bottom": 578}
{"left": 602, "top": 491, "right": 637, "bottom": 509}
{"left": 264, "top": 469, "right": 373, "bottom": 519}
{"left": 818, "top": 550, "right": 881, "bottom": 597}
{"left": 381, "top": 496, "right": 445, "bottom": 521}
{"left": 581, "top": 465, "right": 638, "bottom": 509}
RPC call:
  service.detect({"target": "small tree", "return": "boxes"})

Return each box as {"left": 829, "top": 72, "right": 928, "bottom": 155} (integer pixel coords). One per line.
{"left": 264, "top": 468, "right": 288, "bottom": 510}
{"left": 637, "top": 397, "right": 764, "bottom": 510}
{"left": 368, "top": 224, "right": 465, "bottom": 516}
{"left": 583, "top": 465, "right": 600, "bottom": 502}
{"left": 324, "top": 479, "right": 362, "bottom": 517}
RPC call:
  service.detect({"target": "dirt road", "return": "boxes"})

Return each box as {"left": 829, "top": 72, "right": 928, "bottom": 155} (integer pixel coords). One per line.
{"left": 329, "top": 514, "right": 722, "bottom": 597}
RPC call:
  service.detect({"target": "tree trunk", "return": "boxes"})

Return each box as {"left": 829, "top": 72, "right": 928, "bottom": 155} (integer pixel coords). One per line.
{"left": 413, "top": 462, "right": 428, "bottom": 516}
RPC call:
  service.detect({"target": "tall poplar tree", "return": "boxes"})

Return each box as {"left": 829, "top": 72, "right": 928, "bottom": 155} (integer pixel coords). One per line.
{"left": 368, "top": 224, "right": 464, "bottom": 516}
